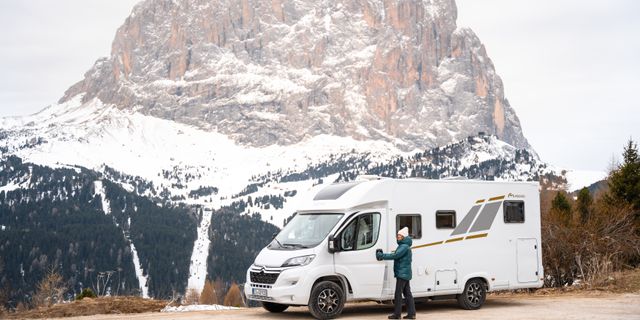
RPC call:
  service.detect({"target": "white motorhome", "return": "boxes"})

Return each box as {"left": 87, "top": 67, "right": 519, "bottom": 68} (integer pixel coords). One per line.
{"left": 245, "top": 177, "right": 543, "bottom": 319}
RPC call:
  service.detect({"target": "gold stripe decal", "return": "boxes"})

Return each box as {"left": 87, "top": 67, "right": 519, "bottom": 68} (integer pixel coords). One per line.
{"left": 475, "top": 199, "right": 485, "bottom": 204}
{"left": 489, "top": 195, "right": 505, "bottom": 201}
{"left": 465, "top": 233, "right": 488, "bottom": 240}
{"left": 412, "top": 234, "right": 490, "bottom": 250}
{"left": 412, "top": 241, "right": 443, "bottom": 250}
{"left": 445, "top": 237, "right": 464, "bottom": 243}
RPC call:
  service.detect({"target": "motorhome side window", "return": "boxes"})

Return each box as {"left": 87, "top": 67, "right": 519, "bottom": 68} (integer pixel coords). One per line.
{"left": 436, "top": 210, "right": 456, "bottom": 228}
{"left": 504, "top": 200, "right": 525, "bottom": 223}
{"left": 340, "top": 213, "right": 381, "bottom": 251}
{"left": 396, "top": 214, "right": 422, "bottom": 239}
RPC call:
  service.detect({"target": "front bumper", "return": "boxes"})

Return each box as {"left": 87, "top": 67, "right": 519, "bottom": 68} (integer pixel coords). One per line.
{"left": 244, "top": 264, "right": 312, "bottom": 306}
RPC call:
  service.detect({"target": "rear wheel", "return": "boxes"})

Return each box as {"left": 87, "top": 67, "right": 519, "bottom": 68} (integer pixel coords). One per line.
{"left": 261, "top": 301, "right": 288, "bottom": 313}
{"left": 308, "top": 281, "right": 345, "bottom": 319}
{"left": 457, "top": 278, "right": 486, "bottom": 310}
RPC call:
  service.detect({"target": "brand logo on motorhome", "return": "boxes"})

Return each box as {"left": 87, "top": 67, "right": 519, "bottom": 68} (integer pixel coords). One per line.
{"left": 508, "top": 193, "right": 526, "bottom": 198}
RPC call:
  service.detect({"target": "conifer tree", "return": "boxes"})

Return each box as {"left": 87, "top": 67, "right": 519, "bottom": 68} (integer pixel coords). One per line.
{"left": 576, "top": 187, "right": 593, "bottom": 223}
{"left": 551, "top": 192, "right": 572, "bottom": 224}
{"left": 609, "top": 139, "right": 640, "bottom": 210}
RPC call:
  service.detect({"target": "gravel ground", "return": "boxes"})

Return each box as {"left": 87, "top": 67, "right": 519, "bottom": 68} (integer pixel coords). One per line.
{"left": 51, "top": 293, "right": 640, "bottom": 320}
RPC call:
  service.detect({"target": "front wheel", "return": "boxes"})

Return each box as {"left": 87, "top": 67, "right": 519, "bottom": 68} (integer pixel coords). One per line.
{"left": 308, "top": 281, "right": 345, "bottom": 319}
{"left": 262, "top": 301, "right": 289, "bottom": 313}
{"left": 457, "top": 278, "right": 487, "bottom": 310}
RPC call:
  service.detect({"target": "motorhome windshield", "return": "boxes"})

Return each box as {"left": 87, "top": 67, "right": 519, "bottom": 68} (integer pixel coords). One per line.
{"left": 270, "top": 213, "right": 344, "bottom": 250}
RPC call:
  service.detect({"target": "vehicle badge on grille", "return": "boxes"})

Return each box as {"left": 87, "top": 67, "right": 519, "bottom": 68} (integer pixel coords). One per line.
{"left": 260, "top": 266, "right": 266, "bottom": 274}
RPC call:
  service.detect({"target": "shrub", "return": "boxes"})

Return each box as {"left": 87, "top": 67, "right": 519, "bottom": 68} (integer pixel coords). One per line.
{"left": 76, "top": 288, "right": 96, "bottom": 300}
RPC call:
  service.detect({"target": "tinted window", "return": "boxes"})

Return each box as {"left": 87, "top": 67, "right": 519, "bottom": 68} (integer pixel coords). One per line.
{"left": 271, "top": 213, "right": 344, "bottom": 249}
{"left": 504, "top": 201, "right": 525, "bottom": 223}
{"left": 396, "top": 215, "right": 422, "bottom": 239}
{"left": 436, "top": 211, "right": 456, "bottom": 229}
{"left": 340, "top": 213, "right": 381, "bottom": 251}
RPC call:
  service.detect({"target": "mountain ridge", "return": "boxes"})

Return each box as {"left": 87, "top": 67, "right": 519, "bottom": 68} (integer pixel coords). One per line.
{"left": 57, "top": 0, "right": 528, "bottom": 150}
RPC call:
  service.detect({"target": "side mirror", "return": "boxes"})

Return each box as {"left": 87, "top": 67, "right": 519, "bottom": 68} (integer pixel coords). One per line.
{"left": 328, "top": 235, "right": 339, "bottom": 253}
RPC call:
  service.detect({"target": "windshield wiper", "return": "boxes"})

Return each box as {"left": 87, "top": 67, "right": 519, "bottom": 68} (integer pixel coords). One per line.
{"left": 283, "top": 243, "right": 310, "bottom": 249}
{"left": 272, "top": 237, "right": 285, "bottom": 248}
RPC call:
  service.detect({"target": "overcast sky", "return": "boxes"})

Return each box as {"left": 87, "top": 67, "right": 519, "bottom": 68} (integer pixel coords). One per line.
{"left": 0, "top": 1, "right": 638, "bottom": 172}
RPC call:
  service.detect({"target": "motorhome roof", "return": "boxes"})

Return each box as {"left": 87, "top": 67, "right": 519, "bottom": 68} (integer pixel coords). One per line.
{"left": 296, "top": 178, "right": 539, "bottom": 213}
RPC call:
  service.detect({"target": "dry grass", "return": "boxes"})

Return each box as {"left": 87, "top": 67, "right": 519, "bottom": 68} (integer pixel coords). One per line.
{"left": 5, "top": 296, "right": 169, "bottom": 319}
{"left": 4, "top": 269, "right": 639, "bottom": 318}
{"left": 490, "top": 268, "right": 640, "bottom": 297}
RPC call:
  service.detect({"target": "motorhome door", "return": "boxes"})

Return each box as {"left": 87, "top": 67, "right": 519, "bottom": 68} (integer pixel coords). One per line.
{"left": 333, "top": 211, "right": 386, "bottom": 299}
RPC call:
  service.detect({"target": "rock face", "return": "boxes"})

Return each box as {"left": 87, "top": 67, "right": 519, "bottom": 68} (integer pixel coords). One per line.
{"left": 61, "top": 0, "right": 528, "bottom": 150}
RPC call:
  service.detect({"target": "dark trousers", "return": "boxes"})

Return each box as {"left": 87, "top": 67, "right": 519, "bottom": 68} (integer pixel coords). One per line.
{"left": 394, "top": 278, "right": 416, "bottom": 316}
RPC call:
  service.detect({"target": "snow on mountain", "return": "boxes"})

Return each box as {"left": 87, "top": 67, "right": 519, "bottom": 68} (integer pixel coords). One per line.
{"left": 94, "top": 180, "right": 112, "bottom": 215}
{"left": 129, "top": 236, "right": 150, "bottom": 299}
{"left": 1, "top": 95, "right": 405, "bottom": 201}
{"left": 58, "top": 0, "right": 529, "bottom": 150}
{"left": 187, "top": 205, "right": 212, "bottom": 292}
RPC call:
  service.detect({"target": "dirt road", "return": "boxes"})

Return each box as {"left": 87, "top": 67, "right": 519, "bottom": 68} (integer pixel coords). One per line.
{"left": 57, "top": 293, "right": 640, "bottom": 320}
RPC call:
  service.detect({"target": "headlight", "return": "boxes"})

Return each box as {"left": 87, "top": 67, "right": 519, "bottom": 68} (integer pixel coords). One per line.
{"left": 281, "top": 254, "right": 316, "bottom": 267}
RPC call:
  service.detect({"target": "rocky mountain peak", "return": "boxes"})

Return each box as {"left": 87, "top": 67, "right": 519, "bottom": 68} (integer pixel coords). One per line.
{"left": 60, "top": 0, "right": 528, "bottom": 150}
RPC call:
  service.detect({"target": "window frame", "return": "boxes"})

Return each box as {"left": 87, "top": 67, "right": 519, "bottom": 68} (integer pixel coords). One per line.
{"left": 503, "top": 200, "right": 525, "bottom": 223}
{"left": 395, "top": 214, "right": 423, "bottom": 239}
{"left": 435, "top": 210, "right": 457, "bottom": 229}
{"left": 339, "top": 212, "right": 381, "bottom": 251}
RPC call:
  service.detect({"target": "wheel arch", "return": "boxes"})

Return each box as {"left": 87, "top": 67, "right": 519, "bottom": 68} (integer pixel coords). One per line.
{"left": 312, "top": 274, "right": 352, "bottom": 295}
{"left": 461, "top": 274, "right": 490, "bottom": 291}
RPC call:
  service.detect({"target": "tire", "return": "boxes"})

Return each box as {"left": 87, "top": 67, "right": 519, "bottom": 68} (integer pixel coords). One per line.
{"left": 262, "top": 301, "right": 289, "bottom": 313}
{"left": 457, "top": 278, "right": 487, "bottom": 310}
{"left": 308, "top": 281, "right": 345, "bottom": 319}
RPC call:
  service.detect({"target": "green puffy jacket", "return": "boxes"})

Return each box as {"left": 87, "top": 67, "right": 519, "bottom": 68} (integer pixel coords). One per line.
{"left": 380, "top": 236, "right": 412, "bottom": 280}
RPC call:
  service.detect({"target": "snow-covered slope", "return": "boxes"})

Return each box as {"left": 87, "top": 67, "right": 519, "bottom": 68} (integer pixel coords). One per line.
{"left": 0, "top": 95, "right": 407, "bottom": 294}
{"left": 1, "top": 95, "right": 405, "bottom": 203}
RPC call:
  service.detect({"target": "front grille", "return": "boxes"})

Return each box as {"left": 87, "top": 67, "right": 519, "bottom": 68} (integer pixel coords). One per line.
{"left": 250, "top": 271, "right": 280, "bottom": 284}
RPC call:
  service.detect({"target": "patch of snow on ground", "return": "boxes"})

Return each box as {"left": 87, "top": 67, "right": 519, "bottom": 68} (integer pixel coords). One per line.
{"left": 161, "top": 304, "right": 239, "bottom": 312}
{"left": 187, "top": 205, "right": 214, "bottom": 293}
{"left": 0, "top": 181, "right": 21, "bottom": 193}
{"left": 129, "top": 240, "right": 149, "bottom": 298}
{"left": 93, "top": 180, "right": 111, "bottom": 215}
{"left": 565, "top": 169, "right": 607, "bottom": 191}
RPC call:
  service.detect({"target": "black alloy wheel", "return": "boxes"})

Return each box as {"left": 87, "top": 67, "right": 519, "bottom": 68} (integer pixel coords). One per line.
{"left": 308, "top": 281, "right": 345, "bottom": 319}
{"left": 457, "top": 278, "right": 487, "bottom": 310}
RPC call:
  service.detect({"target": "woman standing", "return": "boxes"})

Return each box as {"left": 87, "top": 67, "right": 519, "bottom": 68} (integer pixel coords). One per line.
{"left": 376, "top": 227, "right": 416, "bottom": 319}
